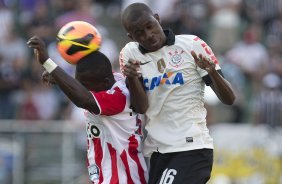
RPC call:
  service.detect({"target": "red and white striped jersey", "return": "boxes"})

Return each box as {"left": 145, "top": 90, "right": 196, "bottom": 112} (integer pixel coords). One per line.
{"left": 85, "top": 73, "right": 148, "bottom": 184}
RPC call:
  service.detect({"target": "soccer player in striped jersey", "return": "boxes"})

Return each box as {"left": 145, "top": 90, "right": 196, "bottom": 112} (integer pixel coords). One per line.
{"left": 27, "top": 36, "right": 148, "bottom": 184}
{"left": 120, "top": 3, "right": 236, "bottom": 184}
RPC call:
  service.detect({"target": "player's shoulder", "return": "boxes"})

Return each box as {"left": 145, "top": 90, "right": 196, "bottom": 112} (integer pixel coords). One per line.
{"left": 121, "top": 41, "right": 139, "bottom": 53}
{"left": 176, "top": 34, "right": 199, "bottom": 41}
{"left": 175, "top": 34, "right": 210, "bottom": 49}
{"left": 175, "top": 34, "right": 201, "bottom": 47}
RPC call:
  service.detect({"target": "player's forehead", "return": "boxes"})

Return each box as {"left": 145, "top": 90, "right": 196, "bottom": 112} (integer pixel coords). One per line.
{"left": 127, "top": 14, "right": 156, "bottom": 31}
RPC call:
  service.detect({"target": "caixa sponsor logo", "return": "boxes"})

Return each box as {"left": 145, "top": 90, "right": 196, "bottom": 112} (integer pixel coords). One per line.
{"left": 143, "top": 72, "right": 184, "bottom": 91}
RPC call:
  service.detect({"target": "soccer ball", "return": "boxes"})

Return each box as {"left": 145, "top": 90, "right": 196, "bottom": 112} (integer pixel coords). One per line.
{"left": 57, "top": 21, "right": 102, "bottom": 65}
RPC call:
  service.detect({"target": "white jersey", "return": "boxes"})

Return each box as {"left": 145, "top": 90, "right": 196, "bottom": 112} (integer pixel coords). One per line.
{"left": 85, "top": 73, "right": 148, "bottom": 184}
{"left": 120, "top": 31, "right": 220, "bottom": 157}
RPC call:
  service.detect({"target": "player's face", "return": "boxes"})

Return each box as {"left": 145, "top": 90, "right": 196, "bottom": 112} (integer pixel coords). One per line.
{"left": 126, "top": 14, "right": 166, "bottom": 52}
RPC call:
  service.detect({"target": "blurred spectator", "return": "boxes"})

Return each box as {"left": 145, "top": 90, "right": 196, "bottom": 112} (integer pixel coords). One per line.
{"left": 171, "top": 0, "right": 209, "bottom": 38}
{"left": 150, "top": 0, "right": 180, "bottom": 28}
{"left": 241, "top": 0, "right": 282, "bottom": 26}
{"left": 20, "top": 0, "right": 54, "bottom": 44}
{"left": 31, "top": 84, "right": 61, "bottom": 120}
{"left": 0, "top": 27, "right": 28, "bottom": 119}
{"left": 15, "top": 77, "right": 39, "bottom": 120}
{"left": 14, "top": 58, "right": 62, "bottom": 120}
{"left": 54, "top": 0, "right": 96, "bottom": 30}
{"left": 251, "top": 73, "right": 282, "bottom": 127}
{"left": 226, "top": 23, "right": 269, "bottom": 99}
{"left": 208, "top": 0, "right": 242, "bottom": 53}
{"left": 265, "top": 16, "right": 282, "bottom": 54}
{"left": 220, "top": 55, "right": 247, "bottom": 123}
{"left": 96, "top": 25, "right": 119, "bottom": 71}
{"left": 268, "top": 53, "right": 282, "bottom": 78}
{"left": 121, "top": 0, "right": 149, "bottom": 10}
{"left": 121, "top": 0, "right": 180, "bottom": 32}
{"left": 0, "top": 1, "right": 13, "bottom": 41}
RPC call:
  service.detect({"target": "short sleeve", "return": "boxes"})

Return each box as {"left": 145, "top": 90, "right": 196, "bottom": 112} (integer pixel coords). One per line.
{"left": 192, "top": 36, "right": 221, "bottom": 78}
{"left": 119, "top": 46, "right": 131, "bottom": 75}
{"left": 90, "top": 87, "right": 126, "bottom": 116}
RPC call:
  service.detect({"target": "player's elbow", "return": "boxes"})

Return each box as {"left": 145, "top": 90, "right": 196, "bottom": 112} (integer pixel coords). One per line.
{"left": 73, "top": 99, "right": 87, "bottom": 110}
{"left": 223, "top": 94, "right": 236, "bottom": 105}
{"left": 75, "top": 98, "right": 99, "bottom": 114}
{"left": 132, "top": 103, "right": 148, "bottom": 114}
{"left": 136, "top": 106, "right": 148, "bottom": 114}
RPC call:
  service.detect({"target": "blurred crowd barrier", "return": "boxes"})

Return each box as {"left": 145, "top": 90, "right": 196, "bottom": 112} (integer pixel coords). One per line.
{"left": 0, "top": 120, "right": 90, "bottom": 184}
{"left": 0, "top": 121, "right": 281, "bottom": 184}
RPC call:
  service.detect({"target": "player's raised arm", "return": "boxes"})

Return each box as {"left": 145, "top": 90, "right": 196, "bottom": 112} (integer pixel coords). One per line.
{"left": 191, "top": 50, "right": 236, "bottom": 105}
{"left": 119, "top": 49, "right": 148, "bottom": 114}
{"left": 27, "top": 36, "right": 99, "bottom": 114}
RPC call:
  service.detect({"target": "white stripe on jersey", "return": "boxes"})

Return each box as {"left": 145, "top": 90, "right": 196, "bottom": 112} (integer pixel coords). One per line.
{"left": 85, "top": 73, "right": 148, "bottom": 184}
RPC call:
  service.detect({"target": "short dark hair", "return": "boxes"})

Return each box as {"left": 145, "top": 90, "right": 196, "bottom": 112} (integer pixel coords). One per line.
{"left": 76, "top": 51, "right": 113, "bottom": 82}
{"left": 121, "top": 3, "right": 153, "bottom": 29}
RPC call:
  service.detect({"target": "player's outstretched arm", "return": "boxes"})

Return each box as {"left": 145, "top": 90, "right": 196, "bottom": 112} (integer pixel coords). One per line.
{"left": 191, "top": 51, "right": 236, "bottom": 105}
{"left": 27, "top": 36, "right": 100, "bottom": 114}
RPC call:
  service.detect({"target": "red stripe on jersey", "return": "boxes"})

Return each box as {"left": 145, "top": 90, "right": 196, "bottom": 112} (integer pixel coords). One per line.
{"left": 107, "top": 143, "right": 119, "bottom": 184}
{"left": 120, "top": 150, "right": 134, "bottom": 184}
{"left": 91, "top": 87, "right": 126, "bottom": 116}
{"left": 193, "top": 36, "right": 200, "bottom": 41}
{"left": 93, "top": 138, "right": 104, "bottom": 184}
{"left": 128, "top": 135, "right": 146, "bottom": 184}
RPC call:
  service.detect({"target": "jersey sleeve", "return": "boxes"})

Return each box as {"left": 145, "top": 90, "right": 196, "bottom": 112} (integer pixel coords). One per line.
{"left": 90, "top": 87, "right": 126, "bottom": 116}
{"left": 119, "top": 46, "right": 132, "bottom": 75}
{"left": 192, "top": 36, "right": 223, "bottom": 85}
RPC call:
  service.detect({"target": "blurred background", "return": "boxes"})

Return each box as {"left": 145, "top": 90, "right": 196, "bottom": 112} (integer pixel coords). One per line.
{"left": 0, "top": 0, "right": 281, "bottom": 184}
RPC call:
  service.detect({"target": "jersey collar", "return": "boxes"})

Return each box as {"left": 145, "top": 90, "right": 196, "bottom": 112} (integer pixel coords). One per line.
{"left": 138, "top": 29, "right": 175, "bottom": 54}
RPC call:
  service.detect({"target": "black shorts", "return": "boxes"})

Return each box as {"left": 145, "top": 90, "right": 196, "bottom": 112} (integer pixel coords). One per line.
{"left": 148, "top": 149, "right": 213, "bottom": 184}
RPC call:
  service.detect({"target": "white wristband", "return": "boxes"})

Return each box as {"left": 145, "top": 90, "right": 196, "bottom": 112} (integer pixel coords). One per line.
{"left": 43, "top": 58, "right": 58, "bottom": 73}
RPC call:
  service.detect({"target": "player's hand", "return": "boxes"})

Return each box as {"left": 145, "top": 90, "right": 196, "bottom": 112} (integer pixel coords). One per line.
{"left": 191, "top": 51, "right": 215, "bottom": 72}
{"left": 122, "top": 59, "right": 142, "bottom": 78}
{"left": 27, "top": 36, "right": 49, "bottom": 64}
{"left": 42, "top": 70, "right": 57, "bottom": 85}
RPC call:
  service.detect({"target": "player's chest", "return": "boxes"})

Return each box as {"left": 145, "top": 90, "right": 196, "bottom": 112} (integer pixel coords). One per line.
{"left": 138, "top": 48, "right": 197, "bottom": 89}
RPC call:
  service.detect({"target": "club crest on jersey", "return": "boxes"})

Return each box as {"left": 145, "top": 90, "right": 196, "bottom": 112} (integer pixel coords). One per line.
{"left": 88, "top": 164, "right": 100, "bottom": 182}
{"left": 168, "top": 49, "right": 185, "bottom": 67}
{"left": 157, "top": 58, "right": 166, "bottom": 73}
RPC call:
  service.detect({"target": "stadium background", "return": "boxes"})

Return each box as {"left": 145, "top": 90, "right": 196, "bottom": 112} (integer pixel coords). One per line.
{"left": 0, "top": 0, "right": 281, "bottom": 183}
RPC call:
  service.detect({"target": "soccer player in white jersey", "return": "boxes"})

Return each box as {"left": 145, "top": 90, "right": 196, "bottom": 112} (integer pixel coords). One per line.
{"left": 27, "top": 36, "right": 148, "bottom": 184}
{"left": 119, "top": 3, "right": 236, "bottom": 184}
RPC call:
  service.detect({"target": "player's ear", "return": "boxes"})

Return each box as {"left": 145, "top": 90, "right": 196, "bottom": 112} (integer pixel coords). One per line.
{"left": 127, "top": 33, "right": 133, "bottom": 40}
{"left": 153, "top": 13, "right": 161, "bottom": 24}
{"left": 103, "top": 77, "right": 111, "bottom": 87}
